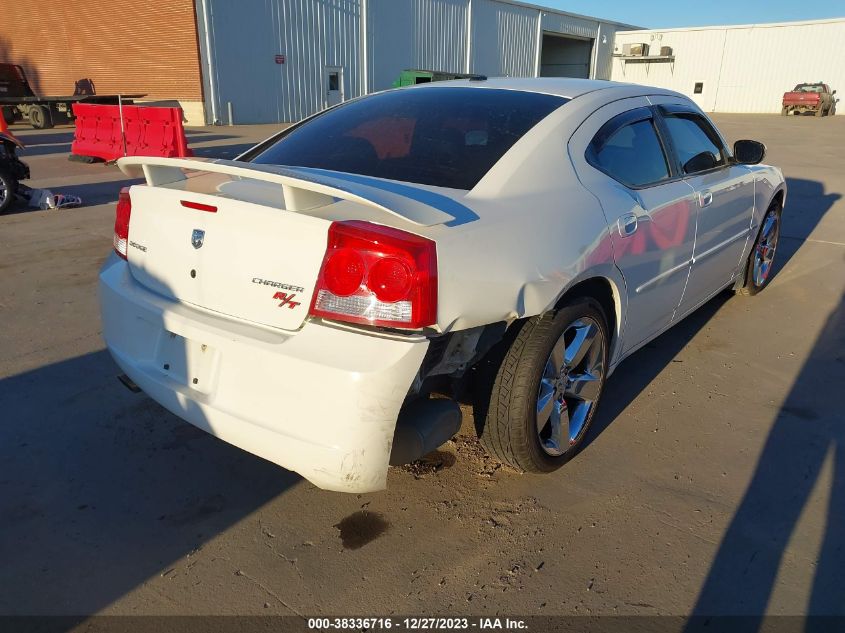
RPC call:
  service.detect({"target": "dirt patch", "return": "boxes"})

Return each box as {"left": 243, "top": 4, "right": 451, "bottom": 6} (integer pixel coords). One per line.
{"left": 397, "top": 449, "right": 456, "bottom": 479}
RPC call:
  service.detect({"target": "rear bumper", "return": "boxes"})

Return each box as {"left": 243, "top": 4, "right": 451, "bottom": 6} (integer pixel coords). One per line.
{"left": 782, "top": 101, "right": 820, "bottom": 109}
{"left": 99, "top": 254, "right": 429, "bottom": 493}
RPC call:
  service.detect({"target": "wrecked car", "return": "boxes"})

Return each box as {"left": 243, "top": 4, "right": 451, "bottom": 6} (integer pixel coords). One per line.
{"left": 99, "top": 78, "right": 786, "bottom": 492}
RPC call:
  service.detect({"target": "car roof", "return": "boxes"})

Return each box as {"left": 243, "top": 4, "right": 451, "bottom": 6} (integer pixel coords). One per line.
{"left": 406, "top": 77, "right": 643, "bottom": 99}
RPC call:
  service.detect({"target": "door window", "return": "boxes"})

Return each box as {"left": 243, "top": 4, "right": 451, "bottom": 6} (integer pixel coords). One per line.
{"left": 586, "top": 116, "right": 670, "bottom": 188}
{"left": 660, "top": 111, "right": 726, "bottom": 174}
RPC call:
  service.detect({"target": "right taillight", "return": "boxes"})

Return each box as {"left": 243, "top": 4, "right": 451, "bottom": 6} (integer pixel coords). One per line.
{"left": 113, "top": 187, "right": 132, "bottom": 259}
{"left": 309, "top": 220, "right": 437, "bottom": 329}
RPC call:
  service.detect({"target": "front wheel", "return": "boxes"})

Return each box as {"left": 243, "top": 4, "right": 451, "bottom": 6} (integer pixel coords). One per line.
{"left": 475, "top": 297, "right": 609, "bottom": 473}
{"left": 0, "top": 169, "right": 17, "bottom": 214}
{"left": 738, "top": 201, "right": 782, "bottom": 295}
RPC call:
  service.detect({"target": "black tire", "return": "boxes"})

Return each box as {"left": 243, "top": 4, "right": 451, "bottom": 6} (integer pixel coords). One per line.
{"left": 0, "top": 169, "right": 16, "bottom": 214}
{"left": 475, "top": 296, "right": 610, "bottom": 473}
{"left": 815, "top": 106, "right": 825, "bottom": 117}
{"left": 2, "top": 106, "right": 15, "bottom": 125}
{"left": 28, "top": 105, "right": 54, "bottom": 129}
{"left": 738, "top": 200, "right": 782, "bottom": 296}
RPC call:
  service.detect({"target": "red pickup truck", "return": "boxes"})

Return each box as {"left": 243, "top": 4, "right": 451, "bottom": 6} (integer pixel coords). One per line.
{"left": 782, "top": 83, "right": 837, "bottom": 117}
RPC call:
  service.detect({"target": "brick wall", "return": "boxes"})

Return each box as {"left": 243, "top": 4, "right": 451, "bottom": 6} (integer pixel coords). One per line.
{"left": 0, "top": 0, "right": 203, "bottom": 101}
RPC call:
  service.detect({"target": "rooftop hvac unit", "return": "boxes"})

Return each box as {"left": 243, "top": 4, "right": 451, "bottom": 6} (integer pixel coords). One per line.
{"left": 622, "top": 43, "right": 649, "bottom": 57}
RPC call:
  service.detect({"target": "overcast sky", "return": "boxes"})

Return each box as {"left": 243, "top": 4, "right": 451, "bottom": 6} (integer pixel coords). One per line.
{"left": 540, "top": 0, "right": 844, "bottom": 28}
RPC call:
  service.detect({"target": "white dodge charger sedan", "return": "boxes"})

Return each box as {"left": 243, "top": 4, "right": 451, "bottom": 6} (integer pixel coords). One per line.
{"left": 100, "top": 78, "right": 785, "bottom": 493}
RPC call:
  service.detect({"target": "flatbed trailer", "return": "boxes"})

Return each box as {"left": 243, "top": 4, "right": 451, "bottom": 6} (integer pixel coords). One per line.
{"left": 0, "top": 63, "right": 144, "bottom": 129}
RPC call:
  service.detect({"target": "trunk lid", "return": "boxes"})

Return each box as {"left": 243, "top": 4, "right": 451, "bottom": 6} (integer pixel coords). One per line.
{"left": 117, "top": 156, "right": 464, "bottom": 331}
{"left": 783, "top": 91, "right": 820, "bottom": 106}
{"left": 126, "top": 181, "right": 329, "bottom": 331}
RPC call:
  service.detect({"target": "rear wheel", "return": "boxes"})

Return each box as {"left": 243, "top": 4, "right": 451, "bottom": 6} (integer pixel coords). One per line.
{"left": 815, "top": 106, "right": 825, "bottom": 117}
{"left": 29, "top": 105, "right": 54, "bottom": 129}
{"left": 0, "top": 169, "right": 17, "bottom": 214}
{"left": 738, "top": 201, "right": 782, "bottom": 295}
{"left": 781, "top": 106, "right": 788, "bottom": 116}
{"left": 476, "top": 297, "right": 609, "bottom": 472}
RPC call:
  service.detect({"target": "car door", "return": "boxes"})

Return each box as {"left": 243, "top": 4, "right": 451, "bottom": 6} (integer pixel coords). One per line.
{"left": 653, "top": 102, "right": 756, "bottom": 317}
{"left": 570, "top": 101, "right": 698, "bottom": 354}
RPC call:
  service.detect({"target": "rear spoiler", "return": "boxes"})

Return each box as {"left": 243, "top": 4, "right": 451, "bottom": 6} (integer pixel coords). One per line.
{"left": 117, "top": 156, "right": 476, "bottom": 227}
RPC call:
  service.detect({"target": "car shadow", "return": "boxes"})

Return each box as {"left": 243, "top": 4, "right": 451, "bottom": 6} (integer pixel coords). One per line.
{"left": 780, "top": 177, "right": 841, "bottom": 244}
{"left": 683, "top": 290, "right": 845, "bottom": 627}
{"left": 10, "top": 130, "right": 75, "bottom": 156}
{"left": 0, "top": 347, "right": 301, "bottom": 616}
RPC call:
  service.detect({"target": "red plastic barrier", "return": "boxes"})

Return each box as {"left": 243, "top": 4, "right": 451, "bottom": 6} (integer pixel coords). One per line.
{"left": 0, "top": 113, "right": 24, "bottom": 146}
{"left": 71, "top": 103, "right": 193, "bottom": 162}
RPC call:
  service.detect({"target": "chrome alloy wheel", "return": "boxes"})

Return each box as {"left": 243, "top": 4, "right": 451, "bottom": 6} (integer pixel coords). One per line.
{"left": 536, "top": 317, "right": 606, "bottom": 457}
{"left": 753, "top": 208, "right": 780, "bottom": 287}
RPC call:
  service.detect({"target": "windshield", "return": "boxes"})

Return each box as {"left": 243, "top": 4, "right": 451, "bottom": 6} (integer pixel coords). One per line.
{"left": 248, "top": 87, "right": 568, "bottom": 190}
{"left": 794, "top": 84, "right": 824, "bottom": 93}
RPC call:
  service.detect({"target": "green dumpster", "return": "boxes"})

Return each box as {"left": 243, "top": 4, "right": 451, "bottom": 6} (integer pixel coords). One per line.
{"left": 391, "top": 69, "right": 486, "bottom": 88}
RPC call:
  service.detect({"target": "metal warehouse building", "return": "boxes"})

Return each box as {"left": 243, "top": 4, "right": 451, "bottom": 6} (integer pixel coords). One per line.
{"left": 611, "top": 18, "right": 845, "bottom": 115}
{"left": 196, "top": 0, "right": 635, "bottom": 124}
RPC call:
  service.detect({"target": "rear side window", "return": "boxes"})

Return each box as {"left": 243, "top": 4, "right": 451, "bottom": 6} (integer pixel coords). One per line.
{"left": 587, "top": 117, "right": 670, "bottom": 188}
{"left": 660, "top": 112, "right": 726, "bottom": 173}
{"left": 248, "top": 87, "right": 568, "bottom": 190}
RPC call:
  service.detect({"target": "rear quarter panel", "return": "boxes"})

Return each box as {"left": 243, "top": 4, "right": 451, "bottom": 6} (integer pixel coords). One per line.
{"left": 429, "top": 92, "right": 629, "bottom": 337}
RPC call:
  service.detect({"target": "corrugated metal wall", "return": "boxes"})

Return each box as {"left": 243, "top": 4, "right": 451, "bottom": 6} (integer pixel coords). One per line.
{"left": 198, "top": 0, "right": 630, "bottom": 123}
{"left": 413, "top": 0, "right": 469, "bottom": 75}
{"left": 0, "top": 0, "right": 202, "bottom": 100}
{"left": 470, "top": 1, "right": 538, "bottom": 78}
{"left": 611, "top": 19, "right": 845, "bottom": 114}
{"left": 368, "top": 0, "right": 472, "bottom": 91}
{"left": 199, "top": 0, "right": 363, "bottom": 124}
{"left": 368, "top": 1, "right": 625, "bottom": 94}
{"left": 541, "top": 9, "right": 597, "bottom": 39}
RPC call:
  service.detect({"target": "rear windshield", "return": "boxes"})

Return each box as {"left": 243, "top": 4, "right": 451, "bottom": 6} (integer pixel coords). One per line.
{"left": 794, "top": 84, "right": 824, "bottom": 93}
{"left": 248, "top": 87, "right": 568, "bottom": 190}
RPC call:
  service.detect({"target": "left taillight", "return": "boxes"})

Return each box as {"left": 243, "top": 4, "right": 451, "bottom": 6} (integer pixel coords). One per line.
{"left": 113, "top": 187, "right": 132, "bottom": 259}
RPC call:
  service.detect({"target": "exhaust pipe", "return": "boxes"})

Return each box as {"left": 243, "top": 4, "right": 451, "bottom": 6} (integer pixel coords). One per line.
{"left": 117, "top": 373, "right": 142, "bottom": 393}
{"left": 389, "top": 398, "right": 462, "bottom": 466}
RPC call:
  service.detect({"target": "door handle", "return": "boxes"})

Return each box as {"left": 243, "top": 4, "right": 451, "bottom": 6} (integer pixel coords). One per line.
{"left": 618, "top": 213, "right": 638, "bottom": 237}
{"left": 699, "top": 190, "right": 713, "bottom": 207}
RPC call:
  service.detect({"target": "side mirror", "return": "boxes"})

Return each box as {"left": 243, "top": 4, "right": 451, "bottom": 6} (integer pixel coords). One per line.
{"left": 683, "top": 151, "right": 718, "bottom": 174}
{"left": 733, "top": 139, "right": 766, "bottom": 165}
{"left": 833, "top": 89, "right": 837, "bottom": 95}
